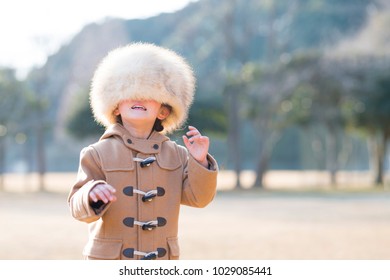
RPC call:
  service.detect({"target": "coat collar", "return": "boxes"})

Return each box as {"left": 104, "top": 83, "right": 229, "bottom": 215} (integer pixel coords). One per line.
{"left": 100, "top": 124, "right": 170, "bottom": 154}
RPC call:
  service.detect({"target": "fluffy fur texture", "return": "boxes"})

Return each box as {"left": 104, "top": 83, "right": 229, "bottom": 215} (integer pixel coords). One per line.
{"left": 90, "top": 43, "right": 196, "bottom": 133}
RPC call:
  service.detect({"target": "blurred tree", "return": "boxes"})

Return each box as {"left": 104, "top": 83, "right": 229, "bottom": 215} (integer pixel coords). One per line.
{"left": 242, "top": 58, "right": 313, "bottom": 188}
{"left": 238, "top": 0, "right": 368, "bottom": 188}
{"left": 245, "top": 75, "right": 285, "bottom": 187}
{"left": 66, "top": 88, "right": 104, "bottom": 140}
{"left": 222, "top": 77, "right": 245, "bottom": 188}
{"left": 288, "top": 56, "right": 347, "bottom": 185}
{"left": 342, "top": 56, "right": 390, "bottom": 186}
{"left": 26, "top": 67, "right": 52, "bottom": 191}
{"left": 283, "top": 53, "right": 390, "bottom": 187}
{"left": 217, "top": 0, "right": 274, "bottom": 188}
{"left": 247, "top": 52, "right": 353, "bottom": 187}
{"left": 0, "top": 68, "right": 29, "bottom": 190}
{"left": 186, "top": 98, "right": 227, "bottom": 137}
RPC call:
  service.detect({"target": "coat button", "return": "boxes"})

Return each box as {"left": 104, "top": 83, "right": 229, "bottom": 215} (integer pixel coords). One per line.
{"left": 127, "top": 139, "right": 132, "bottom": 144}
{"left": 153, "top": 144, "right": 159, "bottom": 150}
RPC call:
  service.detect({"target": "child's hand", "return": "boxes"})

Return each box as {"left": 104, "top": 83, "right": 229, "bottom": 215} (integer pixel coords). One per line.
{"left": 183, "top": 126, "right": 209, "bottom": 168}
{"left": 89, "top": 183, "right": 117, "bottom": 204}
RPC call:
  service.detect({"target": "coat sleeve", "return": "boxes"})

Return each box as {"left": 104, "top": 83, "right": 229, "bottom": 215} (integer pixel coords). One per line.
{"left": 179, "top": 146, "right": 218, "bottom": 208}
{"left": 67, "top": 146, "right": 111, "bottom": 223}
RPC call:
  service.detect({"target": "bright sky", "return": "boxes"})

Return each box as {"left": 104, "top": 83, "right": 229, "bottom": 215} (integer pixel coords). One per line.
{"left": 0, "top": 0, "right": 196, "bottom": 78}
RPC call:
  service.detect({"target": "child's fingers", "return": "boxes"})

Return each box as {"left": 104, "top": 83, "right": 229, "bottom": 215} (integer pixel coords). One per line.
{"left": 182, "top": 135, "right": 191, "bottom": 148}
{"left": 90, "top": 184, "right": 116, "bottom": 204}
{"left": 186, "top": 127, "right": 200, "bottom": 137}
{"left": 187, "top": 135, "right": 201, "bottom": 143}
{"left": 102, "top": 185, "right": 117, "bottom": 202}
{"left": 104, "top": 184, "right": 116, "bottom": 194}
{"left": 89, "top": 191, "right": 98, "bottom": 203}
{"left": 93, "top": 188, "right": 110, "bottom": 203}
{"left": 198, "top": 135, "right": 209, "bottom": 143}
{"left": 186, "top": 127, "right": 205, "bottom": 144}
{"left": 190, "top": 135, "right": 209, "bottom": 144}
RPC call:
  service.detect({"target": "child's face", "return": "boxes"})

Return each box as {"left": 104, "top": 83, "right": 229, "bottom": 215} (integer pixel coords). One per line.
{"left": 115, "top": 99, "right": 170, "bottom": 127}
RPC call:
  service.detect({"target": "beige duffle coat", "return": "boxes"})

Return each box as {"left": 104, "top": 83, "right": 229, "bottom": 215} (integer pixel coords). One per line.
{"left": 68, "top": 124, "right": 218, "bottom": 260}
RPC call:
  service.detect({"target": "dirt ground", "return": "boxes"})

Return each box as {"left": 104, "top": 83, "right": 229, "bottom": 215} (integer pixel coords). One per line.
{"left": 1, "top": 179, "right": 390, "bottom": 260}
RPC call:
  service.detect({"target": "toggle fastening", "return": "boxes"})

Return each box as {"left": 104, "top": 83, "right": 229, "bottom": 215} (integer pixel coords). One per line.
{"left": 142, "top": 191, "right": 157, "bottom": 202}
{"left": 122, "top": 248, "right": 167, "bottom": 259}
{"left": 123, "top": 217, "right": 167, "bottom": 230}
{"left": 133, "top": 156, "right": 156, "bottom": 168}
{"left": 142, "top": 252, "right": 158, "bottom": 260}
{"left": 123, "top": 186, "right": 165, "bottom": 202}
{"left": 141, "top": 221, "right": 157, "bottom": 231}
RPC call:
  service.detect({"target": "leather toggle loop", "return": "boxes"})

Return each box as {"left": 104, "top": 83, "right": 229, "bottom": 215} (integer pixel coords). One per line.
{"left": 157, "top": 217, "right": 167, "bottom": 227}
{"left": 123, "top": 217, "right": 135, "bottom": 227}
{"left": 122, "top": 248, "right": 134, "bottom": 258}
{"left": 157, "top": 248, "right": 167, "bottom": 258}
{"left": 123, "top": 186, "right": 134, "bottom": 196}
{"left": 156, "top": 187, "right": 165, "bottom": 196}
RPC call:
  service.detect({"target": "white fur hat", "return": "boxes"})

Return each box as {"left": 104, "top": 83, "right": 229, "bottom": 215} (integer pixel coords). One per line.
{"left": 90, "top": 43, "right": 195, "bottom": 133}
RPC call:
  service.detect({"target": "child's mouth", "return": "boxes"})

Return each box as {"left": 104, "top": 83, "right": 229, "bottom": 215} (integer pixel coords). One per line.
{"left": 131, "top": 105, "right": 147, "bottom": 111}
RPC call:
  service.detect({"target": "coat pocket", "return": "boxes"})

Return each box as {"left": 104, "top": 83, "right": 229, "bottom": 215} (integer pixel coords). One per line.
{"left": 167, "top": 236, "right": 180, "bottom": 260}
{"left": 83, "top": 238, "right": 122, "bottom": 260}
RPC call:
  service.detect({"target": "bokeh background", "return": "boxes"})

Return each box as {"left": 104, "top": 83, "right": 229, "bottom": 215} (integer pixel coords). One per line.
{"left": 1, "top": 0, "right": 390, "bottom": 259}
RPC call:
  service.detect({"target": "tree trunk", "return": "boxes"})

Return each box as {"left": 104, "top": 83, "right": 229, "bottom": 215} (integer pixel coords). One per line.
{"left": 369, "top": 132, "right": 387, "bottom": 187}
{"left": 221, "top": 0, "right": 243, "bottom": 189}
{"left": 253, "top": 151, "right": 270, "bottom": 188}
{"left": 253, "top": 129, "right": 281, "bottom": 188}
{"left": 326, "top": 124, "right": 338, "bottom": 186}
{"left": 36, "top": 123, "right": 46, "bottom": 191}
{"left": 227, "top": 90, "right": 242, "bottom": 189}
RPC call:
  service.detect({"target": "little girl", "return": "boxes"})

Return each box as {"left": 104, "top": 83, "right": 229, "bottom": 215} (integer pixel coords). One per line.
{"left": 67, "top": 43, "right": 218, "bottom": 260}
